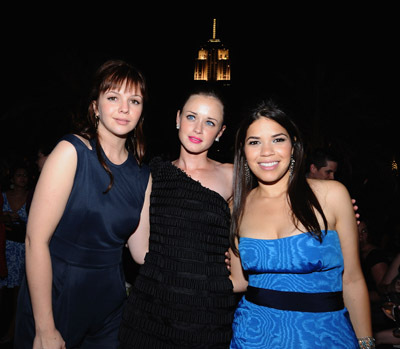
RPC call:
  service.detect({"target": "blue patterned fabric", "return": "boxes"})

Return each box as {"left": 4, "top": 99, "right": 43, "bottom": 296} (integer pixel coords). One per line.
{"left": 230, "top": 230, "right": 358, "bottom": 348}
{"left": 0, "top": 192, "right": 27, "bottom": 287}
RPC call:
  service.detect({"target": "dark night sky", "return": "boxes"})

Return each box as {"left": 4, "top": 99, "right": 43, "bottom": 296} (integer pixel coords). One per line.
{"left": 1, "top": 8, "right": 398, "bottom": 209}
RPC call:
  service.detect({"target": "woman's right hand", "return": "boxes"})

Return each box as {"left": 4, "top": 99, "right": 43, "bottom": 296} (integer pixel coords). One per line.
{"left": 33, "top": 328, "right": 66, "bottom": 349}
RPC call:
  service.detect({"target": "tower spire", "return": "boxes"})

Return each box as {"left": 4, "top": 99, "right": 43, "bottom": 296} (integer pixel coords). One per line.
{"left": 209, "top": 18, "right": 220, "bottom": 43}
{"left": 213, "top": 18, "right": 217, "bottom": 40}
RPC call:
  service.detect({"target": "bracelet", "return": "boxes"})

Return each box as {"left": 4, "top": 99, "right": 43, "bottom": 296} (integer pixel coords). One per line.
{"left": 358, "top": 336, "right": 375, "bottom": 349}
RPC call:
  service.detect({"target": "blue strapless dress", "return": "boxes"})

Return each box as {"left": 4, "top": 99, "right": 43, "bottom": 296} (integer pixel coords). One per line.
{"left": 230, "top": 230, "right": 358, "bottom": 349}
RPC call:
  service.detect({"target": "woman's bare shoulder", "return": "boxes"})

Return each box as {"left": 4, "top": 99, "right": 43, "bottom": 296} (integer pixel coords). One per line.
{"left": 307, "top": 178, "right": 347, "bottom": 194}
{"left": 215, "top": 162, "right": 233, "bottom": 184}
{"left": 307, "top": 179, "right": 351, "bottom": 212}
{"left": 215, "top": 161, "right": 233, "bottom": 173}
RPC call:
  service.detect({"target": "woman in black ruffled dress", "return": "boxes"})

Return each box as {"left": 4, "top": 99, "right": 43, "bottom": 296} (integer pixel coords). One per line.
{"left": 119, "top": 88, "right": 237, "bottom": 348}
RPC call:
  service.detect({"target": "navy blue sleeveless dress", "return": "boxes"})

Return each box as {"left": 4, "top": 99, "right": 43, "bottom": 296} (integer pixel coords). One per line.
{"left": 15, "top": 134, "right": 150, "bottom": 349}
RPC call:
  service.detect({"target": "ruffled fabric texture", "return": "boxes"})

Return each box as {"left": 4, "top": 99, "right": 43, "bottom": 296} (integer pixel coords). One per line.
{"left": 120, "top": 157, "right": 237, "bottom": 348}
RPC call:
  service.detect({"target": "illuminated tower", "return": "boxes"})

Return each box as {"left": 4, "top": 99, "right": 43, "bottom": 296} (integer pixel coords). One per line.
{"left": 194, "top": 19, "right": 231, "bottom": 83}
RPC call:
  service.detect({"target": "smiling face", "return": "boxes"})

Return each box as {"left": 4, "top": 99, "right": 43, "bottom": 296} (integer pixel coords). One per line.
{"left": 93, "top": 79, "right": 144, "bottom": 138}
{"left": 244, "top": 117, "right": 293, "bottom": 184}
{"left": 176, "top": 94, "right": 225, "bottom": 155}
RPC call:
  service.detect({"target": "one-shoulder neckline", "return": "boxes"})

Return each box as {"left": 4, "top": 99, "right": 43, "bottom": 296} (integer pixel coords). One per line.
{"left": 167, "top": 160, "right": 228, "bottom": 204}
{"left": 240, "top": 230, "right": 337, "bottom": 241}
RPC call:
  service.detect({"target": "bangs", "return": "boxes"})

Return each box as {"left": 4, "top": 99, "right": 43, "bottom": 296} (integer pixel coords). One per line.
{"left": 99, "top": 69, "right": 146, "bottom": 99}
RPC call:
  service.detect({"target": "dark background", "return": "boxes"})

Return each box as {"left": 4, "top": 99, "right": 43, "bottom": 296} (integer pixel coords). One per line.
{"left": 0, "top": 8, "right": 398, "bottom": 347}
{"left": 1, "top": 7, "right": 399, "bottom": 236}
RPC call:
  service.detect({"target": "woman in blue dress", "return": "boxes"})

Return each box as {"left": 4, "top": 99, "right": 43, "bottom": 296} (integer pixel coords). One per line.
{"left": 14, "top": 60, "right": 151, "bottom": 349}
{"left": 228, "top": 100, "right": 374, "bottom": 348}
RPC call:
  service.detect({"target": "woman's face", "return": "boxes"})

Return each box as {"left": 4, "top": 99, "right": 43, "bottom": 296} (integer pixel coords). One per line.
{"left": 13, "top": 168, "right": 28, "bottom": 188}
{"left": 244, "top": 117, "right": 293, "bottom": 184}
{"left": 94, "top": 80, "right": 144, "bottom": 138}
{"left": 176, "top": 95, "right": 225, "bottom": 155}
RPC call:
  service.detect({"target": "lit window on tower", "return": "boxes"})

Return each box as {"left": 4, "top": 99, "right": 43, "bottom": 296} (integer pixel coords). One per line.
{"left": 218, "top": 49, "right": 229, "bottom": 60}
{"left": 198, "top": 49, "right": 208, "bottom": 60}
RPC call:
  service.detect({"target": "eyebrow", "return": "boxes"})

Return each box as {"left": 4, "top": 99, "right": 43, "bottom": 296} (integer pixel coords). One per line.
{"left": 272, "top": 132, "right": 288, "bottom": 138}
{"left": 246, "top": 136, "right": 260, "bottom": 141}
{"left": 246, "top": 133, "right": 287, "bottom": 141}
{"left": 185, "top": 110, "right": 219, "bottom": 122}
{"left": 207, "top": 117, "right": 219, "bottom": 122}
{"left": 106, "top": 90, "right": 143, "bottom": 98}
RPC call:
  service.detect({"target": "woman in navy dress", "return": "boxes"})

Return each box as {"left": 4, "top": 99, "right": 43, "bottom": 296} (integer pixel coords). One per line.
{"left": 14, "top": 60, "right": 151, "bottom": 349}
{"left": 228, "top": 100, "right": 374, "bottom": 348}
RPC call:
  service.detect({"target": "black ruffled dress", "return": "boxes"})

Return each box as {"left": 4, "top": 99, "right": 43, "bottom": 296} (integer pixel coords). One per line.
{"left": 119, "top": 157, "right": 237, "bottom": 348}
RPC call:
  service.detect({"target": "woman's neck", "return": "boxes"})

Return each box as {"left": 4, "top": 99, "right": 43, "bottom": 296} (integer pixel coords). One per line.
{"left": 98, "top": 132, "right": 128, "bottom": 164}
{"left": 255, "top": 176, "right": 290, "bottom": 199}
{"left": 174, "top": 147, "right": 210, "bottom": 171}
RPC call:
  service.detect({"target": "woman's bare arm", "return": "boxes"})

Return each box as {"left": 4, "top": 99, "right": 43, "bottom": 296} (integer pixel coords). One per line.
{"left": 26, "top": 140, "right": 77, "bottom": 348}
{"left": 127, "top": 175, "right": 152, "bottom": 265}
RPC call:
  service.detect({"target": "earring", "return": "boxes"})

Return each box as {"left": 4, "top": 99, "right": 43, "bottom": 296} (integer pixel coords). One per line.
{"left": 244, "top": 161, "right": 251, "bottom": 182}
{"left": 176, "top": 124, "right": 180, "bottom": 129}
{"left": 215, "top": 137, "right": 219, "bottom": 142}
{"left": 289, "top": 156, "right": 295, "bottom": 177}
{"left": 95, "top": 115, "right": 100, "bottom": 129}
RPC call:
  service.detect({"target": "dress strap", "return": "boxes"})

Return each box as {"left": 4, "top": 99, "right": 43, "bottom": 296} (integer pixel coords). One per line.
{"left": 88, "top": 137, "right": 97, "bottom": 149}
{"left": 245, "top": 286, "right": 344, "bottom": 313}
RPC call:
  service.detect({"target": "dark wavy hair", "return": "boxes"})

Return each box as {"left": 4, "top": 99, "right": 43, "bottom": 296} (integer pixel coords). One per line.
{"left": 76, "top": 59, "right": 147, "bottom": 193}
{"left": 230, "top": 99, "right": 328, "bottom": 255}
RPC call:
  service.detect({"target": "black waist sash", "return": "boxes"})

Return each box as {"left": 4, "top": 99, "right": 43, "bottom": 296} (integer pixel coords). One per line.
{"left": 245, "top": 286, "right": 344, "bottom": 313}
